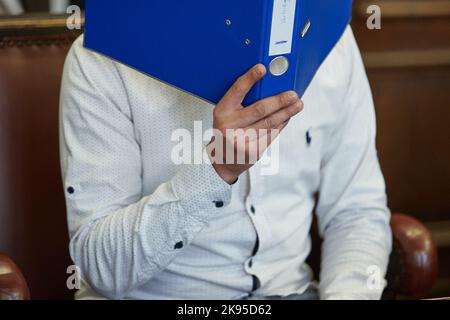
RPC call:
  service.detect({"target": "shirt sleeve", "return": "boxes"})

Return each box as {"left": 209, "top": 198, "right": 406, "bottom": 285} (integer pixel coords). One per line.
{"left": 59, "top": 37, "right": 232, "bottom": 299}
{"left": 315, "top": 27, "right": 392, "bottom": 300}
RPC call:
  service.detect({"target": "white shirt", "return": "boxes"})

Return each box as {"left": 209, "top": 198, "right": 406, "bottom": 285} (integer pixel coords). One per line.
{"left": 0, "top": 0, "right": 23, "bottom": 15}
{"left": 59, "top": 26, "right": 392, "bottom": 300}
{"left": 49, "top": 0, "right": 71, "bottom": 14}
{"left": 0, "top": 0, "right": 69, "bottom": 14}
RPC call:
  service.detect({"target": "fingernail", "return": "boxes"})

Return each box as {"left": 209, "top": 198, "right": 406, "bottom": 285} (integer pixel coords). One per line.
{"left": 290, "top": 101, "right": 302, "bottom": 113}
{"left": 255, "top": 65, "right": 264, "bottom": 76}
{"left": 288, "top": 91, "right": 298, "bottom": 102}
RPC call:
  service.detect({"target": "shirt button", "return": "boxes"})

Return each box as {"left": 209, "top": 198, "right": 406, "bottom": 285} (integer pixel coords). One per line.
{"left": 214, "top": 201, "right": 224, "bottom": 208}
{"left": 174, "top": 241, "right": 184, "bottom": 250}
{"left": 250, "top": 205, "right": 256, "bottom": 214}
{"left": 67, "top": 187, "right": 75, "bottom": 194}
{"left": 248, "top": 259, "right": 253, "bottom": 268}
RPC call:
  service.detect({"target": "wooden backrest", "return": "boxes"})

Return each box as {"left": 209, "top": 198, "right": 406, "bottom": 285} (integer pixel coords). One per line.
{"left": 0, "top": 18, "right": 81, "bottom": 299}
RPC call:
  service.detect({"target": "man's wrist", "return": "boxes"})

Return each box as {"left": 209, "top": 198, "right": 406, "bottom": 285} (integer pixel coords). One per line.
{"left": 206, "top": 141, "right": 240, "bottom": 184}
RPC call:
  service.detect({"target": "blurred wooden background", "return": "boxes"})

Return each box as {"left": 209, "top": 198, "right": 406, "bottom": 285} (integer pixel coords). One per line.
{"left": 15, "top": 0, "right": 84, "bottom": 12}
{"left": 0, "top": 0, "right": 448, "bottom": 299}
{"left": 352, "top": 0, "right": 450, "bottom": 298}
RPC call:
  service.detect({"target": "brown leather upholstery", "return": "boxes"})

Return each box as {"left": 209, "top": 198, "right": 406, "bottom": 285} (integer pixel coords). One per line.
{"left": 391, "top": 214, "right": 439, "bottom": 296}
{"left": 0, "top": 39, "right": 75, "bottom": 299}
{"left": 0, "top": 254, "right": 30, "bottom": 300}
{"left": 308, "top": 213, "right": 439, "bottom": 299}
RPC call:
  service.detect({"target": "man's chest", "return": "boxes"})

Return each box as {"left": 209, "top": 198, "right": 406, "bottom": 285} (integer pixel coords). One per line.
{"left": 120, "top": 63, "right": 344, "bottom": 194}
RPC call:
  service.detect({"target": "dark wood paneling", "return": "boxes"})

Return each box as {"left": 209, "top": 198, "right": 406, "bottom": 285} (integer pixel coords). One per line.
{"left": 22, "top": 0, "right": 85, "bottom": 12}
{"left": 22, "top": 0, "right": 49, "bottom": 12}
{"left": 0, "top": 42, "right": 74, "bottom": 300}
{"left": 369, "top": 66, "right": 450, "bottom": 221}
{"left": 352, "top": 0, "right": 450, "bottom": 298}
{"left": 0, "top": 18, "right": 81, "bottom": 300}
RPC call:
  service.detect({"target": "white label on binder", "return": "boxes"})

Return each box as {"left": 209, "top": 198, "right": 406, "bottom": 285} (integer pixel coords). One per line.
{"left": 269, "top": 0, "right": 297, "bottom": 56}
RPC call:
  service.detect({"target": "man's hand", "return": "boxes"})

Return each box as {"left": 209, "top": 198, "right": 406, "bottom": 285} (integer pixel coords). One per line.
{"left": 208, "top": 64, "right": 304, "bottom": 184}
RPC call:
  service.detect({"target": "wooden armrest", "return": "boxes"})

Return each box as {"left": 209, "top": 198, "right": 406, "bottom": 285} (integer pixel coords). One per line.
{"left": 0, "top": 254, "right": 30, "bottom": 300}
{"left": 384, "top": 213, "right": 438, "bottom": 299}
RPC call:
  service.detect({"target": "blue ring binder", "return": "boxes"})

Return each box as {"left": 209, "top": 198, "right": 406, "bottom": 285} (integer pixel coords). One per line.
{"left": 84, "top": 0, "right": 353, "bottom": 106}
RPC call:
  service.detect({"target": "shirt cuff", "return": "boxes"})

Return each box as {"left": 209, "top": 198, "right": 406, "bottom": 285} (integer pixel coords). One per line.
{"left": 170, "top": 158, "right": 233, "bottom": 222}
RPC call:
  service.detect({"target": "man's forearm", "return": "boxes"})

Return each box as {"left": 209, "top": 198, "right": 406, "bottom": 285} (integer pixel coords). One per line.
{"left": 70, "top": 161, "right": 232, "bottom": 299}
{"left": 318, "top": 209, "right": 392, "bottom": 300}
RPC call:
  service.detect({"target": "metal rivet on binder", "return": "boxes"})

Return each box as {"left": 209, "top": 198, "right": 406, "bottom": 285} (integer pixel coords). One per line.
{"left": 225, "top": 19, "right": 232, "bottom": 26}
{"left": 301, "top": 20, "right": 311, "bottom": 38}
{"left": 269, "top": 56, "right": 289, "bottom": 76}
{"left": 245, "top": 39, "right": 251, "bottom": 45}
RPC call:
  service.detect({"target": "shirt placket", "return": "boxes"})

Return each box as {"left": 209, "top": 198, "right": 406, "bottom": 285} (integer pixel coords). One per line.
{"left": 244, "top": 164, "right": 272, "bottom": 295}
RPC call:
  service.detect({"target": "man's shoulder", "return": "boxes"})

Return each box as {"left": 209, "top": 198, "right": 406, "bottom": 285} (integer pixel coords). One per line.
{"left": 67, "top": 34, "right": 117, "bottom": 70}
{"left": 66, "top": 34, "right": 163, "bottom": 90}
{"left": 71, "top": 33, "right": 85, "bottom": 52}
{"left": 319, "top": 25, "right": 358, "bottom": 82}
{"left": 308, "top": 25, "right": 365, "bottom": 100}
{"left": 63, "top": 33, "right": 132, "bottom": 94}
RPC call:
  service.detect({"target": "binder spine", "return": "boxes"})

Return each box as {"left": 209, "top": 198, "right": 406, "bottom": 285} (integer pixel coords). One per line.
{"left": 256, "top": 0, "right": 272, "bottom": 102}
{"left": 243, "top": 0, "right": 273, "bottom": 107}
{"left": 259, "top": 0, "right": 300, "bottom": 102}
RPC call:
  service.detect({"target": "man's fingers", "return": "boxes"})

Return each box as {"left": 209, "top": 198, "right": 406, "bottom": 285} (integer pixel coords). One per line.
{"left": 235, "top": 91, "right": 300, "bottom": 127}
{"left": 246, "top": 100, "right": 303, "bottom": 131}
{"left": 220, "top": 64, "right": 266, "bottom": 108}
